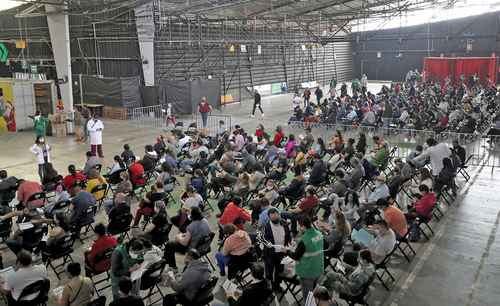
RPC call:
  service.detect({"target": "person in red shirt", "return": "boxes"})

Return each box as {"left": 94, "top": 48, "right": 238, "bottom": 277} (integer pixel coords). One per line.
{"left": 63, "top": 164, "right": 86, "bottom": 190}
{"left": 85, "top": 223, "right": 117, "bottom": 274}
{"left": 16, "top": 179, "right": 44, "bottom": 208}
{"left": 406, "top": 184, "right": 436, "bottom": 221}
{"left": 255, "top": 124, "right": 265, "bottom": 139}
{"left": 128, "top": 158, "right": 145, "bottom": 186}
{"left": 273, "top": 126, "right": 285, "bottom": 147}
{"left": 281, "top": 186, "right": 319, "bottom": 236}
{"left": 219, "top": 197, "right": 251, "bottom": 230}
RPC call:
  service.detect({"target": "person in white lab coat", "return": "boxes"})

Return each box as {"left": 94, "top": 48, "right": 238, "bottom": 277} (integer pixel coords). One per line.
{"left": 87, "top": 114, "right": 104, "bottom": 158}
{"left": 30, "top": 136, "right": 51, "bottom": 182}
{"left": 414, "top": 137, "right": 451, "bottom": 176}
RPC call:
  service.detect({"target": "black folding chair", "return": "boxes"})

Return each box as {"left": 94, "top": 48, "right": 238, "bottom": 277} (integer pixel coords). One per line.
{"left": 278, "top": 274, "right": 302, "bottom": 305}
{"left": 457, "top": 155, "right": 473, "bottom": 182}
{"left": 186, "top": 275, "right": 219, "bottom": 306}
{"left": 86, "top": 247, "right": 114, "bottom": 295}
{"left": 91, "top": 184, "right": 108, "bottom": 210}
{"left": 43, "top": 233, "right": 75, "bottom": 279}
{"left": 77, "top": 205, "right": 97, "bottom": 242}
{"left": 15, "top": 278, "right": 51, "bottom": 306}
{"left": 396, "top": 232, "right": 416, "bottom": 262}
{"left": 107, "top": 212, "right": 133, "bottom": 241}
{"left": 339, "top": 274, "right": 375, "bottom": 306}
{"left": 375, "top": 245, "right": 397, "bottom": 291}
{"left": 196, "top": 232, "right": 216, "bottom": 270}
{"left": 140, "top": 260, "right": 167, "bottom": 306}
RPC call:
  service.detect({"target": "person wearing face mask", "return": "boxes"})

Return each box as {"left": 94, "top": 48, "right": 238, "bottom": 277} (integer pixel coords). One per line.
{"left": 110, "top": 238, "right": 144, "bottom": 301}
{"left": 358, "top": 175, "right": 389, "bottom": 220}
{"left": 86, "top": 113, "right": 104, "bottom": 158}
{"left": 286, "top": 217, "right": 324, "bottom": 305}
{"left": 320, "top": 249, "right": 375, "bottom": 300}
{"left": 263, "top": 208, "right": 291, "bottom": 291}
{"left": 30, "top": 136, "right": 51, "bottom": 182}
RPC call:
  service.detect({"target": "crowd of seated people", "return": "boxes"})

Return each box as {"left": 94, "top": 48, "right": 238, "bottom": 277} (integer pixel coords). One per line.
{"left": 289, "top": 74, "right": 499, "bottom": 136}
{"left": 0, "top": 112, "right": 481, "bottom": 306}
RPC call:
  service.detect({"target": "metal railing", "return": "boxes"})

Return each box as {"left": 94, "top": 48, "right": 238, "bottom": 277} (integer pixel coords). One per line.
{"left": 129, "top": 104, "right": 232, "bottom": 136}
{"left": 286, "top": 121, "right": 499, "bottom": 167}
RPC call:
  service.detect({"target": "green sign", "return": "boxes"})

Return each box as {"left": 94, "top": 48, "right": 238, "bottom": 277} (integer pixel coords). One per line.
{"left": 0, "top": 43, "right": 8, "bottom": 63}
{"left": 271, "top": 83, "right": 282, "bottom": 94}
{"left": 30, "top": 65, "right": 38, "bottom": 74}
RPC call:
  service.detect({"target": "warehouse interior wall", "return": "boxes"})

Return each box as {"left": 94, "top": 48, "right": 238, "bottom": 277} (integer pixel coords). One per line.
{"left": 352, "top": 11, "right": 500, "bottom": 82}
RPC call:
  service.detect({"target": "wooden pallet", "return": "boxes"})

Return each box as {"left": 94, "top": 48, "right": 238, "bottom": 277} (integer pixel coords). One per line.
{"left": 103, "top": 106, "right": 128, "bottom": 120}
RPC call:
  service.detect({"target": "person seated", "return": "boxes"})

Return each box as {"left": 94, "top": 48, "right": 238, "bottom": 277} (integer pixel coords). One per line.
{"left": 86, "top": 168, "right": 108, "bottom": 202}
{"left": 63, "top": 165, "right": 86, "bottom": 191}
{"left": 219, "top": 197, "right": 251, "bottom": 231}
{"left": 267, "top": 152, "right": 288, "bottom": 181}
{"left": 343, "top": 220, "right": 396, "bottom": 266}
{"left": 0, "top": 170, "right": 18, "bottom": 206}
{"left": 190, "top": 169, "right": 207, "bottom": 199}
{"left": 233, "top": 172, "right": 250, "bottom": 197}
{"left": 143, "top": 202, "right": 171, "bottom": 246}
{"left": 59, "top": 263, "right": 94, "bottom": 306}
{"left": 407, "top": 145, "right": 427, "bottom": 168}
{"left": 320, "top": 249, "right": 375, "bottom": 298}
{"left": 121, "top": 144, "right": 136, "bottom": 167}
{"left": 107, "top": 193, "right": 132, "bottom": 234}
{"left": 308, "top": 154, "right": 327, "bottom": 186}
{"left": 163, "top": 207, "right": 211, "bottom": 270}
{"left": 141, "top": 145, "right": 158, "bottom": 172}
{"left": 224, "top": 262, "right": 273, "bottom": 306}
{"left": 107, "top": 155, "right": 126, "bottom": 181}
{"left": 1, "top": 204, "right": 48, "bottom": 255}
{"left": 365, "top": 136, "right": 389, "bottom": 172}
{"left": 0, "top": 250, "right": 48, "bottom": 305}
{"left": 16, "top": 179, "right": 44, "bottom": 208}
{"left": 83, "top": 151, "right": 100, "bottom": 176}
{"left": 311, "top": 286, "right": 339, "bottom": 306}
{"left": 110, "top": 239, "right": 145, "bottom": 300}
{"left": 281, "top": 185, "right": 319, "bottom": 236}
{"left": 361, "top": 175, "right": 389, "bottom": 208}
{"left": 133, "top": 182, "right": 165, "bottom": 227}
{"left": 451, "top": 140, "right": 466, "bottom": 167}
{"left": 85, "top": 223, "right": 118, "bottom": 275}
{"left": 37, "top": 212, "right": 71, "bottom": 262}
{"left": 109, "top": 277, "right": 144, "bottom": 306}
{"left": 387, "top": 168, "right": 405, "bottom": 199}
{"left": 41, "top": 163, "right": 61, "bottom": 187}
{"left": 329, "top": 170, "right": 348, "bottom": 198}
{"left": 180, "top": 185, "right": 204, "bottom": 212}
{"left": 433, "top": 157, "right": 457, "bottom": 196}
{"left": 248, "top": 166, "right": 265, "bottom": 191}
{"left": 380, "top": 198, "right": 408, "bottom": 239}
{"left": 278, "top": 166, "right": 306, "bottom": 205}
{"left": 128, "top": 157, "right": 146, "bottom": 187}
{"left": 215, "top": 224, "right": 252, "bottom": 277}
{"left": 69, "top": 184, "right": 96, "bottom": 231}
{"left": 317, "top": 210, "right": 351, "bottom": 257}
{"left": 163, "top": 249, "right": 211, "bottom": 305}
{"left": 345, "top": 157, "right": 364, "bottom": 189}
{"left": 406, "top": 185, "right": 436, "bottom": 222}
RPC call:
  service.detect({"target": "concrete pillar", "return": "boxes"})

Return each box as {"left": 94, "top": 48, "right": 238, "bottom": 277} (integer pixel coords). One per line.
{"left": 135, "top": 1, "right": 155, "bottom": 86}
{"left": 45, "top": 4, "right": 73, "bottom": 111}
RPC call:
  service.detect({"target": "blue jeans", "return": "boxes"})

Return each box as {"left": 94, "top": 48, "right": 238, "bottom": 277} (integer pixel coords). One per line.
{"left": 201, "top": 112, "right": 208, "bottom": 128}
{"left": 215, "top": 252, "right": 231, "bottom": 274}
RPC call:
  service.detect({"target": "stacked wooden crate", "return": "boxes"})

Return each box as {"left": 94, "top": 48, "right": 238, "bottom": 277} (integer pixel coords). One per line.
{"left": 103, "top": 106, "right": 128, "bottom": 120}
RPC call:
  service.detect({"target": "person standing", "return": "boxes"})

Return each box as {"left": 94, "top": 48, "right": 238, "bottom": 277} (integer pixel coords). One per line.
{"left": 30, "top": 136, "right": 51, "bottom": 182}
{"left": 87, "top": 114, "right": 104, "bottom": 158}
{"left": 251, "top": 89, "right": 264, "bottom": 118}
{"left": 303, "top": 88, "right": 311, "bottom": 108}
{"left": 315, "top": 86, "right": 323, "bottom": 104}
{"left": 287, "top": 217, "right": 324, "bottom": 305}
{"left": 31, "top": 111, "right": 49, "bottom": 138}
{"left": 198, "top": 97, "right": 212, "bottom": 129}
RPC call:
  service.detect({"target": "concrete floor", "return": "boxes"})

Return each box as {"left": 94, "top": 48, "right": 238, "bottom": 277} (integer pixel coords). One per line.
{"left": 1, "top": 83, "right": 499, "bottom": 306}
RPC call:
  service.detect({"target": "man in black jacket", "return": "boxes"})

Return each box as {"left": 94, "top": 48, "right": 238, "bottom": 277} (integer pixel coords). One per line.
{"left": 251, "top": 90, "right": 264, "bottom": 118}
{"left": 226, "top": 262, "right": 273, "bottom": 306}
{"left": 263, "top": 208, "right": 291, "bottom": 291}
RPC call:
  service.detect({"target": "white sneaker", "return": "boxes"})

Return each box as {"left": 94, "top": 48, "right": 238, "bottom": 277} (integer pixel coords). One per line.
{"left": 250, "top": 114, "right": 255, "bottom": 118}
{"left": 261, "top": 113, "right": 265, "bottom": 117}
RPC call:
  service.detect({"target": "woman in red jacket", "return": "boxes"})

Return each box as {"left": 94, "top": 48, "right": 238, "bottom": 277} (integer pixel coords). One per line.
{"left": 219, "top": 197, "right": 251, "bottom": 230}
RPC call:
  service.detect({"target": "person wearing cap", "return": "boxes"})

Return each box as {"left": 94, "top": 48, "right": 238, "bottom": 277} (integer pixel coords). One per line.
{"left": 281, "top": 185, "right": 319, "bottom": 236}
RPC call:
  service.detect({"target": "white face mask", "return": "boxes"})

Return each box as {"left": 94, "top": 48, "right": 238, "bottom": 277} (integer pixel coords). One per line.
{"left": 129, "top": 252, "right": 140, "bottom": 259}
